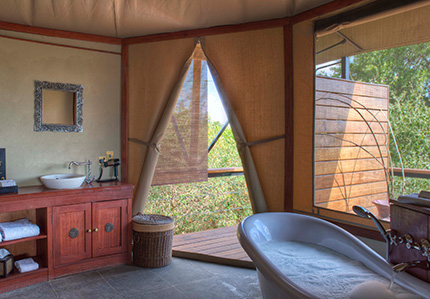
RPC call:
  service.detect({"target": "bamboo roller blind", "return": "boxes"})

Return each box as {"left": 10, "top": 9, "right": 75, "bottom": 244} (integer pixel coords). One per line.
{"left": 128, "top": 38, "right": 196, "bottom": 189}
{"left": 315, "top": 4, "right": 430, "bottom": 65}
{"left": 152, "top": 45, "right": 208, "bottom": 185}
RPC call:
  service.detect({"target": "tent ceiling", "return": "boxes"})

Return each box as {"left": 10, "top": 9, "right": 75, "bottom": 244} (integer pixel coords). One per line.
{"left": 0, "top": 0, "right": 334, "bottom": 38}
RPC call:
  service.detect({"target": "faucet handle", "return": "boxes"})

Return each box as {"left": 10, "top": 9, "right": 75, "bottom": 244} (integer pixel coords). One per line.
{"left": 405, "top": 234, "right": 414, "bottom": 249}
{"left": 85, "top": 160, "right": 95, "bottom": 184}
{"left": 392, "top": 260, "right": 430, "bottom": 273}
{"left": 387, "top": 230, "right": 398, "bottom": 246}
{"left": 85, "top": 176, "right": 95, "bottom": 184}
{"left": 392, "top": 262, "right": 409, "bottom": 273}
{"left": 421, "top": 239, "right": 430, "bottom": 261}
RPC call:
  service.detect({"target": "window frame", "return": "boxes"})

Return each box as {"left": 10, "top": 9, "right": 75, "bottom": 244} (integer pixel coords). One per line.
{"left": 306, "top": 1, "right": 430, "bottom": 241}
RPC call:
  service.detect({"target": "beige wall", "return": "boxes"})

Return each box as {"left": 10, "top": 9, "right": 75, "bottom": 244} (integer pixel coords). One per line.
{"left": 0, "top": 33, "right": 122, "bottom": 186}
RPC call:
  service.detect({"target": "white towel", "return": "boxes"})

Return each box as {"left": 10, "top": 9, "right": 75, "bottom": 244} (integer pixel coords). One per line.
{"left": 397, "top": 193, "right": 430, "bottom": 207}
{"left": 0, "top": 249, "right": 9, "bottom": 258}
{"left": 0, "top": 180, "right": 16, "bottom": 187}
{"left": 0, "top": 218, "right": 40, "bottom": 241}
{"left": 14, "top": 258, "right": 39, "bottom": 273}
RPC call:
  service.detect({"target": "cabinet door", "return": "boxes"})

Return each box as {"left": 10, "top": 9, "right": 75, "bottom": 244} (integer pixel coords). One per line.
{"left": 53, "top": 203, "right": 92, "bottom": 266}
{"left": 92, "top": 199, "right": 128, "bottom": 258}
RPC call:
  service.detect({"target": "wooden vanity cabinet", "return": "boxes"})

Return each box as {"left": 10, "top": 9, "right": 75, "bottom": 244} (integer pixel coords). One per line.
{"left": 92, "top": 199, "right": 128, "bottom": 258}
{"left": 0, "top": 182, "right": 133, "bottom": 293}
{"left": 53, "top": 203, "right": 91, "bottom": 266}
{"left": 53, "top": 199, "right": 128, "bottom": 266}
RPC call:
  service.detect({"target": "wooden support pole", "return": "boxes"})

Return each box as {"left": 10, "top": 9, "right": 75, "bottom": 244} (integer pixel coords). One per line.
{"left": 121, "top": 44, "right": 129, "bottom": 182}
{"left": 284, "top": 24, "right": 294, "bottom": 212}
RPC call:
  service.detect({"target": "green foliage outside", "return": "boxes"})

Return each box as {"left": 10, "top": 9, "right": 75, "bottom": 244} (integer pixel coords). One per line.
{"left": 145, "top": 118, "right": 252, "bottom": 235}
{"left": 317, "top": 42, "right": 430, "bottom": 197}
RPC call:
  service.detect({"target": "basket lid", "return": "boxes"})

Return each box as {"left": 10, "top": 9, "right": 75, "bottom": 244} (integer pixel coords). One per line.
{"left": 132, "top": 214, "right": 174, "bottom": 225}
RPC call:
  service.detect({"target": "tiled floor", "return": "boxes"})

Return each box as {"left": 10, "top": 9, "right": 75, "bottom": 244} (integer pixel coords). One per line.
{"left": 0, "top": 258, "right": 262, "bottom": 299}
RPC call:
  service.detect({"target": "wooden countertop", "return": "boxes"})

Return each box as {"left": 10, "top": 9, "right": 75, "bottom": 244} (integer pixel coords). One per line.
{"left": 0, "top": 182, "right": 134, "bottom": 213}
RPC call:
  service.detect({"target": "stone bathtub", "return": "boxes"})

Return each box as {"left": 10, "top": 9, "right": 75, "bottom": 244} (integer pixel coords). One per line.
{"left": 237, "top": 212, "right": 430, "bottom": 298}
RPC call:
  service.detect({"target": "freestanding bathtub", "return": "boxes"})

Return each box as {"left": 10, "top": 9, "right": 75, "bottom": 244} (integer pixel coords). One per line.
{"left": 238, "top": 212, "right": 430, "bottom": 298}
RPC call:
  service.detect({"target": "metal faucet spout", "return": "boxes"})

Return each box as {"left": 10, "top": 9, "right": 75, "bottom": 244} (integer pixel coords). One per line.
{"left": 68, "top": 161, "right": 79, "bottom": 169}
{"left": 352, "top": 205, "right": 388, "bottom": 241}
{"left": 353, "top": 205, "right": 391, "bottom": 261}
{"left": 67, "top": 160, "right": 95, "bottom": 184}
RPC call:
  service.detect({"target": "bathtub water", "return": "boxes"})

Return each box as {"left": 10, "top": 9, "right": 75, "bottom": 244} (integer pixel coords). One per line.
{"left": 258, "top": 240, "right": 418, "bottom": 298}
{"left": 238, "top": 212, "right": 430, "bottom": 298}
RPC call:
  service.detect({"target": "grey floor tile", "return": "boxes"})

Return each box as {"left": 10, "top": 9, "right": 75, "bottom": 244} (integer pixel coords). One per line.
{"left": 52, "top": 278, "right": 120, "bottom": 299}
{"left": 173, "top": 259, "right": 261, "bottom": 299}
{"left": 216, "top": 272, "right": 261, "bottom": 299}
{"left": 50, "top": 270, "right": 102, "bottom": 290}
{"left": 102, "top": 267, "right": 172, "bottom": 296}
{"left": 197, "top": 260, "right": 256, "bottom": 276}
{"left": 191, "top": 259, "right": 261, "bottom": 298}
{"left": 98, "top": 264, "right": 144, "bottom": 278}
{"left": 50, "top": 270, "right": 120, "bottom": 299}
{"left": 0, "top": 282, "right": 58, "bottom": 299}
{"left": 175, "top": 276, "right": 251, "bottom": 299}
{"left": 150, "top": 258, "right": 214, "bottom": 286}
{"left": 0, "top": 258, "right": 262, "bottom": 299}
{"left": 123, "top": 286, "right": 189, "bottom": 299}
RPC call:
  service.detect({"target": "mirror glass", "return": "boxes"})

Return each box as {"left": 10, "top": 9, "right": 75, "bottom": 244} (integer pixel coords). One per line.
{"left": 34, "top": 80, "right": 83, "bottom": 132}
{"left": 42, "top": 90, "right": 75, "bottom": 125}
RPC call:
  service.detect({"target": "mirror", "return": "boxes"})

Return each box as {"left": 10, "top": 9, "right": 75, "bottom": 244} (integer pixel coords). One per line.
{"left": 34, "top": 80, "right": 83, "bottom": 132}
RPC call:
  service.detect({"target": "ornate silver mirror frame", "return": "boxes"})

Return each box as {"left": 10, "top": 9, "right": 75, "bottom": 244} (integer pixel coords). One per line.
{"left": 34, "top": 80, "right": 83, "bottom": 132}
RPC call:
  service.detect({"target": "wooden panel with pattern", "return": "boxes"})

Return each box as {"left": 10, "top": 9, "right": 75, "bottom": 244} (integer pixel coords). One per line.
{"left": 53, "top": 203, "right": 91, "bottom": 266}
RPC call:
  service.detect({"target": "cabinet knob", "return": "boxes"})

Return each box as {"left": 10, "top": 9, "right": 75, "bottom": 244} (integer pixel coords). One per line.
{"left": 69, "top": 228, "right": 79, "bottom": 239}
{"left": 94, "top": 228, "right": 99, "bottom": 232}
{"left": 87, "top": 229, "right": 92, "bottom": 233}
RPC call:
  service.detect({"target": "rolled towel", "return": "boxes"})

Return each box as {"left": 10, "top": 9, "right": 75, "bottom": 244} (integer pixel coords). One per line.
{"left": 397, "top": 193, "right": 430, "bottom": 207}
{"left": 0, "top": 218, "right": 40, "bottom": 241}
{"left": 0, "top": 180, "right": 16, "bottom": 187}
{"left": 14, "top": 258, "right": 39, "bottom": 273}
{"left": 0, "top": 249, "right": 10, "bottom": 258}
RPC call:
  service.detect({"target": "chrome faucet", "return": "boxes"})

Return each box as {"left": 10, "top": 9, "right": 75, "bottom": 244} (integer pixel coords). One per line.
{"left": 68, "top": 161, "right": 80, "bottom": 169}
{"left": 353, "top": 205, "right": 391, "bottom": 260}
{"left": 68, "top": 160, "right": 95, "bottom": 184}
{"left": 392, "top": 260, "right": 430, "bottom": 273}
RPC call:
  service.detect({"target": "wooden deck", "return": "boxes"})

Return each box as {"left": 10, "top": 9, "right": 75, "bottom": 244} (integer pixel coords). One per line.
{"left": 172, "top": 225, "right": 254, "bottom": 269}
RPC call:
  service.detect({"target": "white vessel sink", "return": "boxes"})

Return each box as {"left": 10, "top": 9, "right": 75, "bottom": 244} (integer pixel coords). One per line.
{"left": 40, "top": 174, "right": 85, "bottom": 189}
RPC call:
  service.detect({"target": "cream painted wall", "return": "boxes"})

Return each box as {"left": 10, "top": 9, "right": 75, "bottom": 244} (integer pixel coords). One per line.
{"left": 0, "top": 34, "right": 121, "bottom": 186}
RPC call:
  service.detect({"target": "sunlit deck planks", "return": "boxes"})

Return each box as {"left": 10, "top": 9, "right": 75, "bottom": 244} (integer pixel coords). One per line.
{"left": 172, "top": 225, "right": 254, "bottom": 269}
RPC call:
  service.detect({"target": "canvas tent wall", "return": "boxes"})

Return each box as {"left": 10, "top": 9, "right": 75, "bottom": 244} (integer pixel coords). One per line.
{"left": 127, "top": 28, "right": 286, "bottom": 213}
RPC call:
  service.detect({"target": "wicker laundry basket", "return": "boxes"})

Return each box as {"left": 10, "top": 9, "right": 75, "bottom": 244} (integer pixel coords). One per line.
{"left": 132, "top": 214, "right": 174, "bottom": 268}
